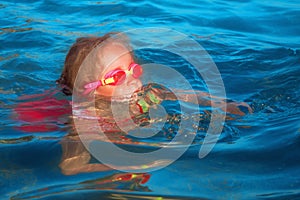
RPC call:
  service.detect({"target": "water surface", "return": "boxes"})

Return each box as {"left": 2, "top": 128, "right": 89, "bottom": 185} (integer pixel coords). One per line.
{"left": 1, "top": 0, "right": 300, "bottom": 199}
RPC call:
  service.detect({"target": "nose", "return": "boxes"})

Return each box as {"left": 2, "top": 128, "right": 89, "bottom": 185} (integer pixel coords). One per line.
{"left": 126, "top": 76, "right": 142, "bottom": 88}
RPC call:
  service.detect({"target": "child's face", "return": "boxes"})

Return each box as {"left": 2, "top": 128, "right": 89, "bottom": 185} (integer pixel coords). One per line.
{"left": 95, "top": 43, "right": 142, "bottom": 98}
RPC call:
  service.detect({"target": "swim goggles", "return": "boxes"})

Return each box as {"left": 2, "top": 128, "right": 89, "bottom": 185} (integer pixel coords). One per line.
{"left": 84, "top": 63, "right": 143, "bottom": 94}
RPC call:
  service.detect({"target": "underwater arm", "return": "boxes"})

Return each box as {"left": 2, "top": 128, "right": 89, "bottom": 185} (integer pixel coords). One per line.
{"left": 59, "top": 137, "right": 112, "bottom": 175}
{"left": 60, "top": 161, "right": 112, "bottom": 175}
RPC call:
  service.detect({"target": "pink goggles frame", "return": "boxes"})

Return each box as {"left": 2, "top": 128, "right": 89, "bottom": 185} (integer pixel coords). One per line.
{"left": 83, "top": 63, "right": 142, "bottom": 95}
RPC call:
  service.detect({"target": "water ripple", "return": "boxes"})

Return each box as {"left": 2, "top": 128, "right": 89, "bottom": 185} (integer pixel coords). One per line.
{"left": 0, "top": 0, "right": 299, "bottom": 199}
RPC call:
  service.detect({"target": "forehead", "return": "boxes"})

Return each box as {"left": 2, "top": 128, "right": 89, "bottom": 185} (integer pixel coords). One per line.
{"left": 99, "top": 42, "right": 132, "bottom": 66}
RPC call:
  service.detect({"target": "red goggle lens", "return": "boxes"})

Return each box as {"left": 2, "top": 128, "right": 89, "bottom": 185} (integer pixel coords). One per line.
{"left": 131, "top": 64, "right": 143, "bottom": 78}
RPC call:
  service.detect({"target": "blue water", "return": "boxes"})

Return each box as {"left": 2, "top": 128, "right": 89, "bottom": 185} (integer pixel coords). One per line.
{"left": 1, "top": 0, "right": 300, "bottom": 199}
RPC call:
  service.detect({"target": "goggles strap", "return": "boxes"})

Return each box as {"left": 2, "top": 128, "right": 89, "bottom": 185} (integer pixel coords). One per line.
{"left": 83, "top": 80, "right": 102, "bottom": 95}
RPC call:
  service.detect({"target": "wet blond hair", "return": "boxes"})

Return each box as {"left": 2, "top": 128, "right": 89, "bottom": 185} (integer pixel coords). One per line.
{"left": 57, "top": 32, "right": 131, "bottom": 95}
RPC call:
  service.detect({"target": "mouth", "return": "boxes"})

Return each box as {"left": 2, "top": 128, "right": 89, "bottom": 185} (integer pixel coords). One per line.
{"left": 111, "top": 93, "right": 134, "bottom": 102}
{"left": 111, "top": 84, "right": 142, "bottom": 102}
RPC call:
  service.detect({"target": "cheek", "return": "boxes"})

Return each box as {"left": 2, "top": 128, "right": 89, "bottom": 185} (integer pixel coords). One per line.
{"left": 96, "top": 86, "right": 116, "bottom": 96}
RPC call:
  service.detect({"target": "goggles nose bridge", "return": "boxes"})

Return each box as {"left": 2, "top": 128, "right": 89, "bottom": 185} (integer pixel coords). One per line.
{"left": 127, "top": 68, "right": 134, "bottom": 75}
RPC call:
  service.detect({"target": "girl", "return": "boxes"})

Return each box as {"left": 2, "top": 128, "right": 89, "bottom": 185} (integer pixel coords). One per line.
{"left": 56, "top": 32, "right": 251, "bottom": 175}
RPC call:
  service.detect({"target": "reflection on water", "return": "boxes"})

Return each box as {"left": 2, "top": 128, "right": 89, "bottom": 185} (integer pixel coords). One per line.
{"left": 0, "top": 27, "right": 32, "bottom": 34}
{"left": 11, "top": 172, "right": 152, "bottom": 200}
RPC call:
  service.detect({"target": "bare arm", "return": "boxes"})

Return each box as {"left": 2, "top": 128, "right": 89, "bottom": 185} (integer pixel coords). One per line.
{"left": 163, "top": 89, "right": 252, "bottom": 116}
